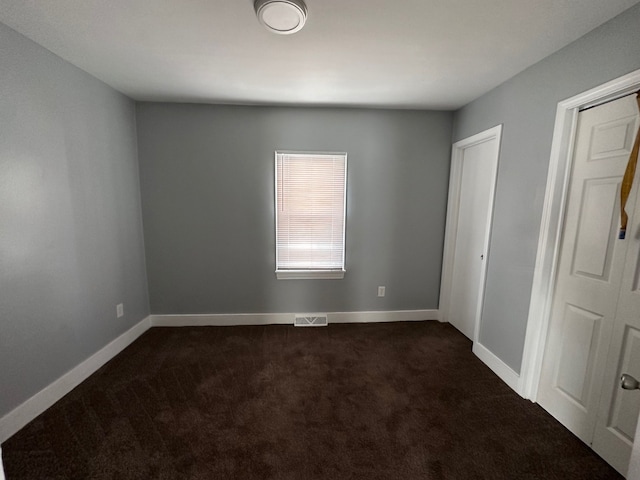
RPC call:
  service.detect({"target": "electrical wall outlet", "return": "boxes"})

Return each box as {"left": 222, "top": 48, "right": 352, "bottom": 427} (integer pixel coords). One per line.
{"left": 116, "top": 303, "right": 124, "bottom": 318}
{"left": 377, "top": 286, "right": 386, "bottom": 297}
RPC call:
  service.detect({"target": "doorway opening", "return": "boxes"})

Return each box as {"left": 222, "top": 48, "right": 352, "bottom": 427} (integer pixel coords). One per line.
{"left": 440, "top": 125, "right": 507, "bottom": 385}
{"left": 522, "top": 69, "right": 640, "bottom": 475}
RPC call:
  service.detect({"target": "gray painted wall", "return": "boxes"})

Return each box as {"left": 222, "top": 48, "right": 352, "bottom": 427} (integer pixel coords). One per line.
{"left": 136, "top": 104, "right": 452, "bottom": 314}
{"left": 0, "top": 23, "right": 149, "bottom": 419}
{"left": 452, "top": 4, "right": 640, "bottom": 373}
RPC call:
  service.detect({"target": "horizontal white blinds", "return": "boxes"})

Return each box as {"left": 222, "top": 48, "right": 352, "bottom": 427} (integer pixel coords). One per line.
{"left": 276, "top": 152, "right": 346, "bottom": 271}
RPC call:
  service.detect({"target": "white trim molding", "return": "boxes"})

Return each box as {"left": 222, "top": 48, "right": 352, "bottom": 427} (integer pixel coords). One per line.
{"left": 275, "top": 269, "right": 345, "bottom": 280}
{"left": 520, "top": 68, "right": 640, "bottom": 402}
{"left": 151, "top": 312, "right": 293, "bottom": 327}
{"left": 473, "top": 342, "right": 522, "bottom": 394}
{"left": 329, "top": 310, "right": 437, "bottom": 323}
{"left": 0, "top": 310, "right": 437, "bottom": 445}
{"left": 0, "top": 317, "right": 151, "bottom": 444}
{"left": 150, "top": 309, "right": 439, "bottom": 327}
{"left": 0, "top": 310, "right": 436, "bottom": 444}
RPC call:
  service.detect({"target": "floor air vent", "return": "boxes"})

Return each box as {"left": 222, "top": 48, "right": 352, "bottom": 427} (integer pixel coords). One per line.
{"left": 294, "top": 314, "right": 328, "bottom": 327}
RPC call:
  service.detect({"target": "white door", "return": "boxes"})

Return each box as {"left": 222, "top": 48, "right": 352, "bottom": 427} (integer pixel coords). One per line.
{"left": 628, "top": 416, "right": 640, "bottom": 479}
{"left": 592, "top": 104, "right": 640, "bottom": 472}
{"left": 441, "top": 126, "right": 501, "bottom": 340}
{"left": 538, "top": 94, "right": 640, "bottom": 474}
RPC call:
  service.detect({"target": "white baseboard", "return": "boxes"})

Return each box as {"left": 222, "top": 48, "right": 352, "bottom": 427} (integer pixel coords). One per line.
{"left": 329, "top": 310, "right": 438, "bottom": 323}
{"left": 0, "top": 310, "right": 437, "bottom": 444}
{"left": 0, "top": 316, "right": 151, "bottom": 444}
{"left": 472, "top": 341, "right": 523, "bottom": 396}
{"left": 150, "top": 312, "right": 293, "bottom": 327}
{"left": 150, "top": 309, "right": 438, "bottom": 327}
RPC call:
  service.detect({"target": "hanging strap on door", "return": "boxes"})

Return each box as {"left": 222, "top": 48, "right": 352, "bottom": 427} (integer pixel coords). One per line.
{"left": 619, "top": 92, "right": 640, "bottom": 240}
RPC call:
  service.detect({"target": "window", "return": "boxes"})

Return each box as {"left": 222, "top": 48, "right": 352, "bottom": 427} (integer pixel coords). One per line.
{"left": 275, "top": 151, "right": 347, "bottom": 279}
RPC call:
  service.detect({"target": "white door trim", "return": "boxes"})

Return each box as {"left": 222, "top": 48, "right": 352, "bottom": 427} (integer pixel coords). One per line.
{"left": 439, "top": 124, "right": 502, "bottom": 345}
{"left": 520, "top": 68, "right": 640, "bottom": 402}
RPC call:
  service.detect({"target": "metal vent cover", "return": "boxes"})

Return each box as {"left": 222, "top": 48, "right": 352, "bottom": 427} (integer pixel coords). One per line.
{"left": 294, "top": 314, "right": 328, "bottom": 327}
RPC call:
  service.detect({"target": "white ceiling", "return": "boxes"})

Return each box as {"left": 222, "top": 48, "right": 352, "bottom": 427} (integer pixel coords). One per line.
{"left": 1, "top": 0, "right": 639, "bottom": 109}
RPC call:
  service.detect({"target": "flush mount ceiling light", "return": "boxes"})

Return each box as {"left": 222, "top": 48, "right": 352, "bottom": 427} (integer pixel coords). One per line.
{"left": 254, "top": 0, "right": 308, "bottom": 35}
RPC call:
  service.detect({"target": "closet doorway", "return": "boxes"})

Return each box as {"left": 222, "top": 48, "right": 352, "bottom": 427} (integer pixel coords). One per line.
{"left": 537, "top": 93, "right": 640, "bottom": 475}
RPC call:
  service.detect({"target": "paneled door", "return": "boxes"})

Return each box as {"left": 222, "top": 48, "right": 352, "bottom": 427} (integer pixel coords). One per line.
{"left": 592, "top": 106, "right": 640, "bottom": 472}
{"left": 537, "top": 94, "right": 640, "bottom": 474}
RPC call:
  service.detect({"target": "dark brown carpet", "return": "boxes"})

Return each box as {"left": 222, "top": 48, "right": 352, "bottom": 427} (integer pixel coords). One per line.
{"left": 2, "top": 322, "right": 622, "bottom": 479}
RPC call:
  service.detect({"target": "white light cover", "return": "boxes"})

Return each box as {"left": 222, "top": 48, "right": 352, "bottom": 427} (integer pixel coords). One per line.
{"left": 255, "top": 0, "right": 307, "bottom": 35}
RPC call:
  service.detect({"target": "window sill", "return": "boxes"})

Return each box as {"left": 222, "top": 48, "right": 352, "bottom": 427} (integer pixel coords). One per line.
{"left": 275, "top": 270, "right": 345, "bottom": 280}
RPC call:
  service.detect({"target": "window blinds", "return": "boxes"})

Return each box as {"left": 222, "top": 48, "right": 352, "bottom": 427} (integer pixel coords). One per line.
{"left": 275, "top": 152, "right": 347, "bottom": 272}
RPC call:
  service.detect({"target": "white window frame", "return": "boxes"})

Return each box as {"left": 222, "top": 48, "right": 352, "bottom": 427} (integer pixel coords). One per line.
{"left": 274, "top": 150, "right": 347, "bottom": 280}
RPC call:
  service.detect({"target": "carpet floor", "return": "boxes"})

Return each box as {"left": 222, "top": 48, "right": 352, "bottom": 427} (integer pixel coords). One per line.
{"left": 2, "top": 321, "right": 623, "bottom": 479}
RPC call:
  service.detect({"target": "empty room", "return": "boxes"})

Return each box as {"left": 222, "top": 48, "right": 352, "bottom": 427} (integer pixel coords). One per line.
{"left": 2, "top": 1, "right": 640, "bottom": 478}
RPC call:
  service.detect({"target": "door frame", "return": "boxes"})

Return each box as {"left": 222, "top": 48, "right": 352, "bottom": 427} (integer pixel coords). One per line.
{"left": 439, "top": 124, "right": 502, "bottom": 344}
{"left": 520, "top": 68, "right": 640, "bottom": 403}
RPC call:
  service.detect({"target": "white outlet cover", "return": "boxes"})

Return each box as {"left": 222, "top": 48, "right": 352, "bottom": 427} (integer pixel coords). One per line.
{"left": 116, "top": 303, "right": 124, "bottom": 318}
{"left": 377, "top": 286, "right": 386, "bottom": 297}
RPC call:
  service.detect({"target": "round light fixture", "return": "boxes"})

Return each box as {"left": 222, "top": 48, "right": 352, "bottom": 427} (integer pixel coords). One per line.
{"left": 254, "top": 0, "right": 308, "bottom": 35}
